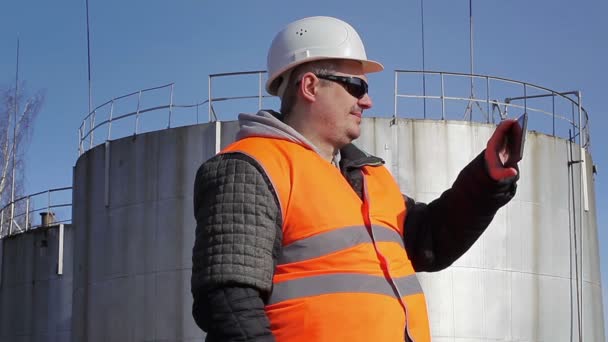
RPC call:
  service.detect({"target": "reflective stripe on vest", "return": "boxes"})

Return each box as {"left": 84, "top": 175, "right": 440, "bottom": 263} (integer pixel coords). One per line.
{"left": 269, "top": 273, "right": 422, "bottom": 305}
{"left": 277, "top": 224, "right": 404, "bottom": 265}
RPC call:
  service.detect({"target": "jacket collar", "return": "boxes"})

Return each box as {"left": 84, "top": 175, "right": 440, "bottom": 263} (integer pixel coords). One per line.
{"left": 251, "top": 110, "right": 383, "bottom": 170}
{"left": 339, "top": 143, "right": 384, "bottom": 171}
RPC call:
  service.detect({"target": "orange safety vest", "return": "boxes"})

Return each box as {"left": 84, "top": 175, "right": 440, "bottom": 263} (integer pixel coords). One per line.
{"left": 222, "top": 137, "right": 431, "bottom": 342}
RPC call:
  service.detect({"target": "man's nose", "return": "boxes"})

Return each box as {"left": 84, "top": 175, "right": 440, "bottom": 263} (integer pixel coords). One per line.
{"left": 358, "top": 93, "right": 373, "bottom": 109}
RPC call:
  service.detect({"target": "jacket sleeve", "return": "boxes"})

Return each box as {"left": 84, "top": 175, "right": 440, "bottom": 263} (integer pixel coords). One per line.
{"left": 403, "top": 151, "right": 517, "bottom": 272}
{"left": 195, "top": 286, "right": 276, "bottom": 342}
{"left": 191, "top": 152, "right": 282, "bottom": 340}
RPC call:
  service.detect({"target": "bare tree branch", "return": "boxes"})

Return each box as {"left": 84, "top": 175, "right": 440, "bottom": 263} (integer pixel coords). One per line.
{"left": 0, "top": 82, "right": 44, "bottom": 211}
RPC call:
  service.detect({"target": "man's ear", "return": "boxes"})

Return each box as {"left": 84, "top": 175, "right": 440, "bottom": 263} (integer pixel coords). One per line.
{"left": 299, "top": 72, "right": 319, "bottom": 103}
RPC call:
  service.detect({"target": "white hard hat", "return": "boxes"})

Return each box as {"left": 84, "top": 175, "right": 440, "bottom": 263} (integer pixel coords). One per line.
{"left": 266, "top": 16, "right": 384, "bottom": 96}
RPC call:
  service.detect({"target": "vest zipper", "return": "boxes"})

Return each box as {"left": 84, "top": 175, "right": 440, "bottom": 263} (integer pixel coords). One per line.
{"left": 361, "top": 173, "right": 416, "bottom": 342}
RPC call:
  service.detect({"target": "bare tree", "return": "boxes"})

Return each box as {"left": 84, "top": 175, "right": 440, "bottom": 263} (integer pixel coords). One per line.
{"left": 0, "top": 82, "right": 44, "bottom": 234}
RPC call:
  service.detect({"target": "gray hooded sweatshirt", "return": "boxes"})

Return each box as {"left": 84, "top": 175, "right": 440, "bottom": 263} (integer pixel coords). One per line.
{"left": 236, "top": 110, "right": 340, "bottom": 166}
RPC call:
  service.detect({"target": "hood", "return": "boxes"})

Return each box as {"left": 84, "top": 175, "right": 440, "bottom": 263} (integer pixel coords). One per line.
{"left": 236, "top": 110, "right": 323, "bottom": 155}
{"left": 235, "top": 110, "right": 384, "bottom": 169}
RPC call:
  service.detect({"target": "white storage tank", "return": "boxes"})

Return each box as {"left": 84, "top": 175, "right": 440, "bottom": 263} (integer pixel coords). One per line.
{"left": 70, "top": 71, "right": 604, "bottom": 341}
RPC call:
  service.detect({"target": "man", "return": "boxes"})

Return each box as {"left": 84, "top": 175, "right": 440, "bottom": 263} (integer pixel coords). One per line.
{"left": 191, "top": 16, "right": 519, "bottom": 342}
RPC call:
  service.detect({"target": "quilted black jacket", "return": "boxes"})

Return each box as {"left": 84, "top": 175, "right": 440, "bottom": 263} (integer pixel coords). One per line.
{"left": 191, "top": 142, "right": 517, "bottom": 341}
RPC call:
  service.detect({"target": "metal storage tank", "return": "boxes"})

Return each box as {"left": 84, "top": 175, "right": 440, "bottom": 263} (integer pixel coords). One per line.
{"left": 0, "top": 223, "right": 74, "bottom": 342}
{"left": 71, "top": 71, "right": 604, "bottom": 341}
{"left": 358, "top": 118, "right": 603, "bottom": 341}
{"left": 72, "top": 120, "right": 239, "bottom": 342}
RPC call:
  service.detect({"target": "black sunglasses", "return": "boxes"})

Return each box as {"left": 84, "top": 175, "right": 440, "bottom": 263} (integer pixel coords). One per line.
{"left": 315, "top": 74, "right": 369, "bottom": 99}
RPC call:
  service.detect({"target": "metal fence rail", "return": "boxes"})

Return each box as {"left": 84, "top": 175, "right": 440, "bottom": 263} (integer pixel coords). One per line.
{"left": 0, "top": 187, "right": 72, "bottom": 239}
{"left": 394, "top": 70, "right": 590, "bottom": 150}
{"left": 78, "top": 83, "right": 176, "bottom": 155}
{"left": 78, "top": 71, "right": 271, "bottom": 156}
{"left": 77, "top": 70, "right": 591, "bottom": 157}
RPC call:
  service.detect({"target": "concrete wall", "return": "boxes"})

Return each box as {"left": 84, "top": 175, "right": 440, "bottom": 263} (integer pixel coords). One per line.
{"left": 0, "top": 224, "right": 73, "bottom": 342}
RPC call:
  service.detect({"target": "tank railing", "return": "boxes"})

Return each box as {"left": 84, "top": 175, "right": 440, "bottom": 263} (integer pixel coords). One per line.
{"left": 0, "top": 187, "right": 72, "bottom": 240}
{"left": 394, "top": 70, "right": 590, "bottom": 150}
{"left": 503, "top": 90, "right": 590, "bottom": 149}
{"left": 78, "top": 72, "right": 275, "bottom": 155}
{"left": 77, "top": 70, "right": 592, "bottom": 156}
{"left": 79, "top": 83, "right": 175, "bottom": 155}
{"left": 208, "top": 70, "right": 272, "bottom": 122}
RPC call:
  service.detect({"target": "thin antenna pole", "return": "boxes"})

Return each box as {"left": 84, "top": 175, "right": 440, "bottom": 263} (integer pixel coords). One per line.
{"left": 86, "top": 0, "right": 93, "bottom": 115}
{"left": 463, "top": 0, "right": 484, "bottom": 121}
{"left": 421, "top": 0, "right": 427, "bottom": 118}
{"left": 469, "top": 0, "right": 474, "bottom": 81}
{"left": 85, "top": 0, "right": 94, "bottom": 148}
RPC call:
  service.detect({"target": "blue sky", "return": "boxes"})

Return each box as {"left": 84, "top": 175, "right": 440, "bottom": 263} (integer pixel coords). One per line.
{"left": 1, "top": 0, "right": 607, "bottom": 335}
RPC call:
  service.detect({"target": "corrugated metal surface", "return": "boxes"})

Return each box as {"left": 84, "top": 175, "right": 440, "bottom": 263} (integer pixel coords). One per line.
{"left": 0, "top": 225, "right": 73, "bottom": 342}
{"left": 68, "top": 117, "right": 603, "bottom": 341}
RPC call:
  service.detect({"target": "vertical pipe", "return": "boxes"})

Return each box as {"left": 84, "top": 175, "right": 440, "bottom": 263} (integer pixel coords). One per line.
{"left": 90, "top": 112, "right": 95, "bottom": 149}
{"left": 134, "top": 90, "right": 142, "bottom": 135}
{"left": 571, "top": 102, "right": 576, "bottom": 144}
{"left": 168, "top": 83, "right": 174, "bottom": 128}
{"left": 422, "top": 75, "right": 427, "bottom": 119}
{"left": 579, "top": 147, "right": 585, "bottom": 341}
{"left": 569, "top": 129, "right": 583, "bottom": 342}
{"left": 577, "top": 91, "right": 583, "bottom": 147}
{"left": 47, "top": 190, "right": 51, "bottom": 218}
{"left": 107, "top": 100, "right": 114, "bottom": 141}
{"left": 581, "top": 150, "right": 589, "bottom": 213}
{"left": 57, "top": 224, "right": 64, "bottom": 275}
{"left": 258, "top": 72, "right": 263, "bottom": 110}
{"left": 25, "top": 196, "right": 29, "bottom": 230}
{"left": 577, "top": 91, "right": 585, "bottom": 338}
{"left": 568, "top": 138, "right": 574, "bottom": 342}
{"left": 552, "top": 92, "right": 556, "bottom": 136}
{"left": 441, "top": 73, "right": 446, "bottom": 120}
{"left": 486, "top": 76, "right": 490, "bottom": 123}
{"left": 393, "top": 72, "right": 398, "bottom": 121}
{"left": 208, "top": 76, "right": 212, "bottom": 122}
{"left": 215, "top": 121, "right": 222, "bottom": 154}
{"left": 523, "top": 84, "right": 527, "bottom": 115}
{"left": 78, "top": 124, "right": 83, "bottom": 156}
